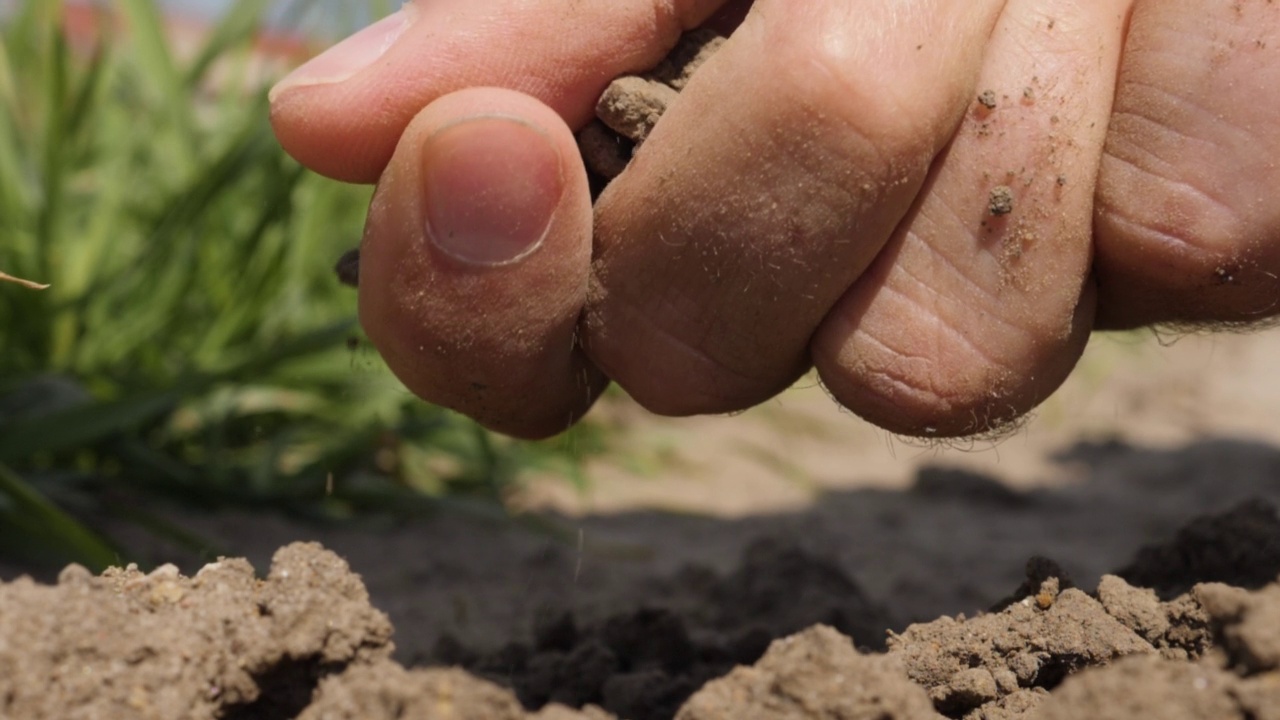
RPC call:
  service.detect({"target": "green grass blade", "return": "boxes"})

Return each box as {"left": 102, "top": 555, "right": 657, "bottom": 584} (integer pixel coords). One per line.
{"left": 115, "top": 0, "right": 196, "bottom": 169}
{"left": 0, "top": 462, "right": 118, "bottom": 570}
{"left": 0, "top": 386, "right": 186, "bottom": 461}
{"left": 0, "top": 320, "right": 355, "bottom": 461}
{"left": 0, "top": 21, "right": 29, "bottom": 225}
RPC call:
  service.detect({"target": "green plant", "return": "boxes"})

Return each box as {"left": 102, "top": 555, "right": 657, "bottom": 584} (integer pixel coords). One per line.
{"left": 0, "top": 0, "right": 605, "bottom": 571}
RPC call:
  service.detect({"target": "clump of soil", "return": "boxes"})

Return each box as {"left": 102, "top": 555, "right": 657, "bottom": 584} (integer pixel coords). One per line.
{"left": 433, "top": 538, "right": 893, "bottom": 720}
{"left": 578, "top": 28, "right": 725, "bottom": 184}
{"left": 2, "top": 500, "right": 1279, "bottom": 719}
{"left": 0, "top": 543, "right": 393, "bottom": 720}
{"left": 678, "top": 625, "right": 936, "bottom": 720}
{"left": 298, "top": 662, "right": 612, "bottom": 720}
{"left": 1118, "top": 497, "right": 1280, "bottom": 598}
{"left": 1035, "top": 581, "right": 1280, "bottom": 720}
{"left": 989, "top": 185, "right": 1015, "bottom": 216}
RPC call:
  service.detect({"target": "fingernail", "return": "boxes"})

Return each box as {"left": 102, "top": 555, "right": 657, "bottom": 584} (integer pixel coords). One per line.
{"left": 422, "top": 116, "right": 564, "bottom": 266}
{"left": 269, "top": 8, "right": 414, "bottom": 101}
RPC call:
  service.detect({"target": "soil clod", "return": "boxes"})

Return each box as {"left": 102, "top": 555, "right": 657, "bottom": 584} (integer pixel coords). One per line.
{"left": 989, "top": 185, "right": 1015, "bottom": 216}
{"left": 334, "top": 247, "right": 360, "bottom": 287}
{"left": 578, "top": 28, "right": 726, "bottom": 186}
{"left": 1117, "top": 498, "right": 1280, "bottom": 598}
{"left": 7, "top": 503, "right": 1280, "bottom": 720}
{"left": 439, "top": 539, "right": 890, "bottom": 720}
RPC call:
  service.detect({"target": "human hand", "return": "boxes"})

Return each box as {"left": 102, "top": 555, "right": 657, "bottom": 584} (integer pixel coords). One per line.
{"left": 270, "top": 0, "right": 1280, "bottom": 440}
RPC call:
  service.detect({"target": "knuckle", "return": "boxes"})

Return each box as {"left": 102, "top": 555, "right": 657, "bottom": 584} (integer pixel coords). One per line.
{"left": 759, "top": 3, "right": 960, "bottom": 165}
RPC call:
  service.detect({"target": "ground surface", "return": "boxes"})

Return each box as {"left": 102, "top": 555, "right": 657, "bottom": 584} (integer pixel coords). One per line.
{"left": 3, "top": 329, "right": 1280, "bottom": 719}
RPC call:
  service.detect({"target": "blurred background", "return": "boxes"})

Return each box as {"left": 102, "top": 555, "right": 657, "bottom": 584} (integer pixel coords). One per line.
{"left": 0, "top": 0, "right": 611, "bottom": 572}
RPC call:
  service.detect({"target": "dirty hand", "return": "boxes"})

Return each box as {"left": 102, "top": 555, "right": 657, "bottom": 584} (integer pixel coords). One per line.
{"left": 270, "top": 0, "right": 1280, "bottom": 439}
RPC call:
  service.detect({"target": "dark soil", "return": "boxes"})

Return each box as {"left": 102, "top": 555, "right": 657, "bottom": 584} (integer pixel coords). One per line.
{"left": 4, "top": 499, "right": 1279, "bottom": 720}
{"left": 434, "top": 538, "right": 893, "bottom": 720}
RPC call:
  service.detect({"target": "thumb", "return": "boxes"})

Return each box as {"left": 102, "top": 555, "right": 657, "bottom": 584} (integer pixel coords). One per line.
{"left": 358, "top": 87, "right": 605, "bottom": 439}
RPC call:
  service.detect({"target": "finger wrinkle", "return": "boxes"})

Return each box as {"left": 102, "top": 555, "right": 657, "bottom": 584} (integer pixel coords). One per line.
{"left": 772, "top": 22, "right": 955, "bottom": 166}
{"left": 893, "top": 232, "right": 991, "bottom": 316}
{"left": 1129, "top": 90, "right": 1280, "bottom": 174}
{"left": 895, "top": 209, "right": 1047, "bottom": 343}
{"left": 1102, "top": 149, "right": 1241, "bottom": 247}
{"left": 766, "top": 49, "right": 918, "bottom": 185}
{"left": 916, "top": 199, "right": 1015, "bottom": 292}
{"left": 1116, "top": 151, "right": 1237, "bottom": 226}
{"left": 1098, "top": 204, "right": 1228, "bottom": 270}
{"left": 1114, "top": 74, "right": 1268, "bottom": 157}
{"left": 861, "top": 278, "right": 1022, "bottom": 382}
{"left": 847, "top": 324, "right": 1019, "bottom": 425}
{"left": 1107, "top": 110, "right": 1199, "bottom": 179}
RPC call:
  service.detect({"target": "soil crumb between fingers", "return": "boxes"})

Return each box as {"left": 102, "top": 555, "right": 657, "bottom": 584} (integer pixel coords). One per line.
{"left": 335, "top": 29, "right": 726, "bottom": 287}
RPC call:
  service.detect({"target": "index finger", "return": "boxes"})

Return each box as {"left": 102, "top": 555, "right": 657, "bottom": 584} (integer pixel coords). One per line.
{"left": 269, "top": 0, "right": 729, "bottom": 183}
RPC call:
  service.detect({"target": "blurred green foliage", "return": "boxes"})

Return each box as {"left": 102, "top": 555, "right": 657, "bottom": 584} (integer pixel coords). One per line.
{"left": 0, "top": 0, "right": 605, "bottom": 571}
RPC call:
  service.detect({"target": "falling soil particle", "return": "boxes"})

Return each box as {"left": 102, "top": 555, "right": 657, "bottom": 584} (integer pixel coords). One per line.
{"left": 989, "top": 185, "right": 1016, "bottom": 216}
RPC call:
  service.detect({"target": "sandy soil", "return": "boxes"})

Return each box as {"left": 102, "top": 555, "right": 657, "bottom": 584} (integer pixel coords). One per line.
{"left": 3, "top": 328, "right": 1280, "bottom": 719}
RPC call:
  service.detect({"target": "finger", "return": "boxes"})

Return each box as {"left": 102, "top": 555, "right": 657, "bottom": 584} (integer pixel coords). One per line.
{"left": 358, "top": 87, "right": 605, "bottom": 439}
{"left": 811, "top": 0, "right": 1132, "bottom": 437}
{"left": 1094, "top": 0, "right": 1280, "bottom": 329}
{"left": 269, "top": 0, "right": 728, "bottom": 183}
{"left": 583, "top": 0, "right": 1008, "bottom": 416}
